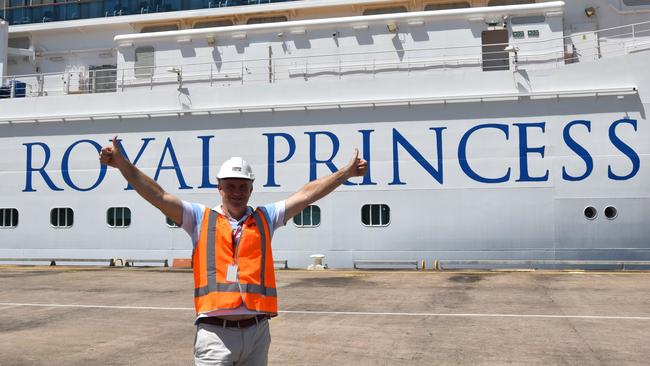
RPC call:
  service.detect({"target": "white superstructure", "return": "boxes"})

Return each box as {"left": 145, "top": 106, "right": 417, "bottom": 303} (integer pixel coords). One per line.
{"left": 1, "top": 0, "right": 649, "bottom": 268}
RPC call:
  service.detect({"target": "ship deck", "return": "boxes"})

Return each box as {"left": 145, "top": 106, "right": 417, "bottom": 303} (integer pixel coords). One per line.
{"left": 1, "top": 267, "right": 649, "bottom": 365}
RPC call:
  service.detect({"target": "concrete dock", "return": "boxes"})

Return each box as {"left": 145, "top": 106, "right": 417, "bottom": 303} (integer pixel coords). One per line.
{"left": 1, "top": 266, "right": 649, "bottom": 365}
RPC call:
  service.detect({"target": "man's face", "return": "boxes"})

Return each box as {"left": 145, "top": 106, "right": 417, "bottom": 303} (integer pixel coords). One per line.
{"left": 218, "top": 178, "right": 253, "bottom": 212}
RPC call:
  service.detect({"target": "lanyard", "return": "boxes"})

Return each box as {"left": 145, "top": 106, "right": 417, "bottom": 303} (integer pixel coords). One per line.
{"left": 232, "top": 223, "right": 244, "bottom": 247}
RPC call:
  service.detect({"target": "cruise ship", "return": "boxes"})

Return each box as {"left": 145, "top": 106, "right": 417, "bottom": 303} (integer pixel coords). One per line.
{"left": 1, "top": 0, "right": 649, "bottom": 269}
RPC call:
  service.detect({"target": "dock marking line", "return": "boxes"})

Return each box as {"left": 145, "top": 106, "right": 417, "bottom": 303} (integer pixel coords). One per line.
{"left": 1, "top": 302, "right": 650, "bottom": 320}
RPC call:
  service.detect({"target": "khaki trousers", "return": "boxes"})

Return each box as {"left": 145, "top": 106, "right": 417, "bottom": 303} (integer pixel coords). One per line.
{"left": 194, "top": 319, "right": 271, "bottom": 366}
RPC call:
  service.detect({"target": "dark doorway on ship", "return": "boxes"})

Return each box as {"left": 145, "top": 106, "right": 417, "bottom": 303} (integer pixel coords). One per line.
{"left": 481, "top": 29, "right": 510, "bottom": 71}
{"left": 89, "top": 65, "right": 117, "bottom": 93}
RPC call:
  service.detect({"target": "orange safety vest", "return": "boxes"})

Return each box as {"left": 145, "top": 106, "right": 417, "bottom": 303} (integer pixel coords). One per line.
{"left": 192, "top": 207, "right": 277, "bottom": 316}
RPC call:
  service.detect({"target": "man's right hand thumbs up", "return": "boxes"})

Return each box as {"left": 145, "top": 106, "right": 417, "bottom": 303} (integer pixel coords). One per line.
{"left": 99, "top": 135, "right": 125, "bottom": 168}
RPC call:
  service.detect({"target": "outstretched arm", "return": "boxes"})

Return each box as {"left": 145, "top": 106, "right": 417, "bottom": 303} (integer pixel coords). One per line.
{"left": 285, "top": 149, "right": 368, "bottom": 221}
{"left": 99, "top": 136, "right": 183, "bottom": 225}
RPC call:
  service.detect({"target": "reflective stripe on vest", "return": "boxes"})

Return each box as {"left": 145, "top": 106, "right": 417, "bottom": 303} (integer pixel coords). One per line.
{"left": 205, "top": 209, "right": 217, "bottom": 296}
{"left": 252, "top": 210, "right": 267, "bottom": 292}
{"left": 193, "top": 207, "right": 277, "bottom": 315}
{"left": 194, "top": 283, "right": 278, "bottom": 297}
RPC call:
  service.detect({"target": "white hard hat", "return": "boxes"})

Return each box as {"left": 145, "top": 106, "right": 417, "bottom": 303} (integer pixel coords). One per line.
{"left": 217, "top": 157, "right": 255, "bottom": 180}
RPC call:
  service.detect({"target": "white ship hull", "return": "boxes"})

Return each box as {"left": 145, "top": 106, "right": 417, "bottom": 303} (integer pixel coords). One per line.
{"left": 1, "top": 0, "right": 649, "bottom": 268}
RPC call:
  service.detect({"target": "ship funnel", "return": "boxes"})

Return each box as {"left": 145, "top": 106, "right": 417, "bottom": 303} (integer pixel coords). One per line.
{"left": 0, "top": 20, "right": 7, "bottom": 86}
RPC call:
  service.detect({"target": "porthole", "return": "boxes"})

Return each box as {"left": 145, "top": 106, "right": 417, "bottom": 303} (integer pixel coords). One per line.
{"left": 293, "top": 205, "right": 321, "bottom": 228}
{"left": 583, "top": 206, "right": 597, "bottom": 220}
{"left": 361, "top": 204, "right": 390, "bottom": 226}
{"left": 604, "top": 206, "right": 618, "bottom": 220}
{"left": 107, "top": 207, "right": 131, "bottom": 228}
{"left": 51, "top": 207, "right": 74, "bottom": 228}
{"left": 0, "top": 208, "right": 19, "bottom": 228}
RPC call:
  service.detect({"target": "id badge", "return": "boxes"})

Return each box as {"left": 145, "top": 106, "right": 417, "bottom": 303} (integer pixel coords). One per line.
{"left": 226, "top": 264, "right": 238, "bottom": 283}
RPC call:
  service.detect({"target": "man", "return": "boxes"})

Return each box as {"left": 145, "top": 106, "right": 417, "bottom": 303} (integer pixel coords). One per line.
{"left": 99, "top": 136, "right": 368, "bottom": 365}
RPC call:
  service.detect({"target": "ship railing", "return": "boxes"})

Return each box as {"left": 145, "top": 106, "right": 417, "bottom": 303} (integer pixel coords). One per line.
{"left": 2, "top": 20, "right": 650, "bottom": 99}
{"left": 0, "top": 69, "right": 119, "bottom": 98}
{"left": 0, "top": 46, "right": 634, "bottom": 98}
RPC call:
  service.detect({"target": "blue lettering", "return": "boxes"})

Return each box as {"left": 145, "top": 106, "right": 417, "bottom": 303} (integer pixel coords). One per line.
{"left": 305, "top": 131, "right": 354, "bottom": 185}
{"left": 62, "top": 140, "right": 107, "bottom": 192}
{"left": 514, "top": 122, "right": 549, "bottom": 182}
{"left": 153, "top": 138, "right": 192, "bottom": 189}
{"left": 608, "top": 118, "right": 640, "bottom": 180}
{"left": 117, "top": 137, "right": 155, "bottom": 191}
{"left": 263, "top": 133, "right": 296, "bottom": 187}
{"left": 358, "top": 129, "right": 377, "bottom": 186}
{"left": 197, "top": 135, "right": 218, "bottom": 189}
{"left": 389, "top": 128, "right": 446, "bottom": 185}
{"left": 459, "top": 124, "right": 511, "bottom": 183}
{"left": 562, "top": 120, "right": 593, "bottom": 181}
{"left": 23, "top": 142, "right": 63, "bottom": 192}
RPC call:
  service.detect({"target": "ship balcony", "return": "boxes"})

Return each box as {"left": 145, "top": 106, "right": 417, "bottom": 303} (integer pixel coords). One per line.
{"left": 2, "top": 19, "right": 650, "bottom": 101}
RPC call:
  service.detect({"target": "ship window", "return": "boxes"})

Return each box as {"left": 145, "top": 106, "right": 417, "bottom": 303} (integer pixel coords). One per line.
{"left": 583, "top": 206, "right": 597, "bottom": 220}
{"left": 604, "top": 206, "right": 618, "bottom": 220}
{"left": 424, "top": 2, "right": 470, "bottom": 11}
{"left": 140, "top": 24, "right": 179, "bottom": 33}
{"left": 193, "top": 19, "right": 234, "bottom": 29}
{"left": 51, "top": 208, "right": 73, "bottom": 228}
{"left": 166, "top": 216, "right": 180, "bottom": 228}
{"left": 134, "top": 46, "right": 155, "bottom": 79}
{"left": 0, "top": 208, "right": 19, "bottom": 228}
{"left": 489, "top": 0, "right": 535, "bottom": 5}
{"left": 8, "top": 36, "right": 30, "bottom": 49}
{"left": 510, "top": 15, "right": 545, "bottom": 25}
{"left": 363, "top": 6, "right": 407, "bottom": 15}
{"left": 361, "top": 204, "right": 390, "bottom": 226}
{"left": 107, "top": 207, "right": 131, "bottom": 228}
{"left": 293, "top": 205, "right": 321, "bottom": 228}
{"left": 247, "top": 16, "right": 287, "bottom": 25}
{"left": 622, "top": 0, "right": 650, "bottom": 5}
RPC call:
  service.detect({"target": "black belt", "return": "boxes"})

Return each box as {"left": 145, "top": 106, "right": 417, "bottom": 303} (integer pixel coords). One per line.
{"left": 197, "top": 314, "right": 269, "bottom": 328}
